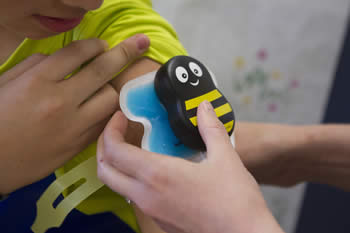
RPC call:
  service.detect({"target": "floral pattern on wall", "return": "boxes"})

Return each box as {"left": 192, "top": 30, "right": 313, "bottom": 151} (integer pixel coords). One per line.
{"left": 232, "top": 49, "right": 300, "bottom": 114}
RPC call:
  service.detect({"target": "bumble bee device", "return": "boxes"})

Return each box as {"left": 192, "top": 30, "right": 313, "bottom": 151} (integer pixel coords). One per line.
{"left": 31, "top": 56, "right": 236, "bottom": 233}
{"left": 155, "top": 56, "right": 235, "bottom": 150}
{"left": 120, "top": 55, "right": 235, "bottom": 155}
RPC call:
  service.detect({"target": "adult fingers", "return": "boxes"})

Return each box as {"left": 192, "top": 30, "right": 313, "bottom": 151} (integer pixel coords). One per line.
{"left": 78, "top": 84, "right": 119, "bottom": 126}
{"left": 65, "top": 34, "right": 150, "bottom": 105}
{"left": 97, "top": 160, "right": 139, "bottom": 199}
{"left": 197, "top": 100, "right": 234, "bottom": 160}
{"left": 0, "top": 54, "right": 47, "bottom": 86}
{"left": 97, "top": 134, "right": 138, "bottom": 198}
{"left": 100, "top": 111, "right": 169, "bottom": 180}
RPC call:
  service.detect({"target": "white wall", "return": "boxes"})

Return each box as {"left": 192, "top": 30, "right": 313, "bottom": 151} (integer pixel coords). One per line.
{"left": 152, "top": 0, "right": 349, "bottom": 232}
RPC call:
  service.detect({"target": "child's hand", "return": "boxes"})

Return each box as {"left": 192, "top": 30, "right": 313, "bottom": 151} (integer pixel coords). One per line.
{"left": 0, "top": 34, "right": 150, "bottom": 195}
{"left": 97, "top": 101, "right": 284, "bottom": 233}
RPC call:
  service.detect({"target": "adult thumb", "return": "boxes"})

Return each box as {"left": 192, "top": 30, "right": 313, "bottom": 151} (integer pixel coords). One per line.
{"left": 197, "top": 100, "right": 233, "bottom": 158}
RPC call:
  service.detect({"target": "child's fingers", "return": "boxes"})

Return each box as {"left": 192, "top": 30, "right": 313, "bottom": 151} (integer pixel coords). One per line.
{"left": 78, "top": 84, "right": 119, "bottom": 125}
{"left": 33, "top": 38, "right": 108, "bottom": 82}
{"left": 64, "top": 34, "right": 150, "bottom": 104}
{"left": 72, "top": 118, "right": 111, "bottom": 156}
{"left": 0, "top": 53, "right": 47, "bottom": 86}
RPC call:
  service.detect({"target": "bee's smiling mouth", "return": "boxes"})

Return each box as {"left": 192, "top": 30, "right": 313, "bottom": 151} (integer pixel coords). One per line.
{"left": 190, "top": 79, "right": 199, "bottom": 86}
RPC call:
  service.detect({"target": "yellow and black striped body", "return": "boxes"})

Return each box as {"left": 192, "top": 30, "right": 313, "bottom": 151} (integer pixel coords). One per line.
{"left": 155, "top": 55, "right": 235, "bottom": 151}
{"left": 185, "top": 89, "right": 234, "bottom": 135}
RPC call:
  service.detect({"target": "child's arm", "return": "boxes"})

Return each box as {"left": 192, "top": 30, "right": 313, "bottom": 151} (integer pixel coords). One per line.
{"left": 111, "top": 57, "right": 160, "bottom": 146}
{"left": 235, "top": 123, "right": 350, "bottom": 191}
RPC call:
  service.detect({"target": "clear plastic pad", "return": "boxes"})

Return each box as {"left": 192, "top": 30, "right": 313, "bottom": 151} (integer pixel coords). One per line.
{"left": 119, "top": 71, "right": 235, "bottom": 161}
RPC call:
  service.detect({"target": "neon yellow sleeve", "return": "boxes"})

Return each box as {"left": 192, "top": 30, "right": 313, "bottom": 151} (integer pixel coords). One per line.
{"left": 71, "top": 0, "right": 187, "bottom": 63}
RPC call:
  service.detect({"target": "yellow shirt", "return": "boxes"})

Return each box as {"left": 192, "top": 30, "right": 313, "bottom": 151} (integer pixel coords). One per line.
{"left": 0, "top": 0, "right": 187, "bottom": 232}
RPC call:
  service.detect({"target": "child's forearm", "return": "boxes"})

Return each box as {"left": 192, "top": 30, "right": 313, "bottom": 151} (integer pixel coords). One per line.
{"left": 236, "top": 122, "right": 350, "bottom": 190}
{"left": 291, "top": 124, "right": 350, "bottom": 190}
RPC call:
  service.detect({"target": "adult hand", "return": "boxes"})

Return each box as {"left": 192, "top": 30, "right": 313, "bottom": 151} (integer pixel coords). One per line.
{"left": 97, "top": 101, "right": 284, "bottom": 233}
{"left": 0, "top": 34, "right": 150, "bottom": 195}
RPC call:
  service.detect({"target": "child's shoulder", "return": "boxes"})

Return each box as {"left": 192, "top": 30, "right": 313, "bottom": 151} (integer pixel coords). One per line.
{"left": 71, "top": 0, "right": 155, "bottom": 41}
{"left": 69, "top": 0, "right": 186, "bottom": 63}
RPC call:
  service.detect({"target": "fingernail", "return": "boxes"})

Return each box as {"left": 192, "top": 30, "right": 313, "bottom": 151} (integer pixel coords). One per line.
{"left": 202, "top": 100, "right": 214, "bottom": 113}
{"left": 135, "top": 34, "right": 150, "bottom": 51}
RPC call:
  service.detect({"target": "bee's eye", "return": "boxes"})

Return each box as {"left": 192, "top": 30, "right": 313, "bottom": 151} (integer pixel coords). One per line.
{"left": 175, "top": 66, "right": 189, "bottom": 83}
{"left": 189, "top": 62, "right": 203, "bottom": 77}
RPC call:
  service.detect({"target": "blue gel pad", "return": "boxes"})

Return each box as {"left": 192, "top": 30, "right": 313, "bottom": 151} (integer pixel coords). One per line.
{"left": 120, "top": 72, "right": 200, "bottom": 159}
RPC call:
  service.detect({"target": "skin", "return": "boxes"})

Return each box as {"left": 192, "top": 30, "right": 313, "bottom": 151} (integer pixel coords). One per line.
{"left": 235, "top": 123, "right": 350, "bottom": 191}
{"left": 0, "top": 0, "right": 102, "bottom": 40}
{"left": 98, "top": 101, "right": 350, "bottom": 233}
{"left": 0, "top": 0, "right": 102, "bottom": 64}
{"left": 0, "top": 0, "right": 165, "bottom": 232}
{"left": 97, "top": 101, "right": 285, "bottom": 233}
{"left": 0, "top": 0, "right": 157, "bottom": 194}
{"left": 4, "top": 0, "right": 350, "bottom": 232}
{"left": 0, "top": 35, "right": 152, "bottom": 194}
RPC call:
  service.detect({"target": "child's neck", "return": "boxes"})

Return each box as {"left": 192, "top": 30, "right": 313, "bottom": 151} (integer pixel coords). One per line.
{"left": 0, "top": 26, "right": 25, "bottom": 65}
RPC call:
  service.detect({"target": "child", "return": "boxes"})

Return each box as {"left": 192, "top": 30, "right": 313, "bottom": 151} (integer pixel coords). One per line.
{"left": 0, "top": 0, "right": 186, "bottom": 232}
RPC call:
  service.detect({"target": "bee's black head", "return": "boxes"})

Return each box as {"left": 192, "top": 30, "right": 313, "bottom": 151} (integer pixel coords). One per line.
{"left": 154, "top": 56, "right": 234, "bottom": 151}
{"left": 155, "top": 56, "right": 215, "bottom": 101}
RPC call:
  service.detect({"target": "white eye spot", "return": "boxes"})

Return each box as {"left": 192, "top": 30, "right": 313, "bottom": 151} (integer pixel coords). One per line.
{"left": 175, "top": 66, "right": 189, "bottom": 83}
{"left": 189, "top": 62, "right": 203, "bottom": 77}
